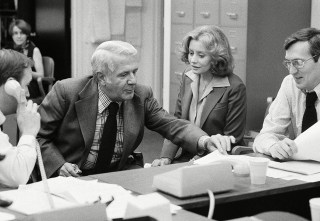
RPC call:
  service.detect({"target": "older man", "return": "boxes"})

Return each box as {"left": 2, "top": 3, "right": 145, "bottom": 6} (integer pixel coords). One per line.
{"left": 38, "top": 40, "right": 235, "bottom": 177}
{"left": 0, "top": 49, "right": 40, "bottom": 187}
{"left": 254, "top": 28, "right": 320, "bottom": 160}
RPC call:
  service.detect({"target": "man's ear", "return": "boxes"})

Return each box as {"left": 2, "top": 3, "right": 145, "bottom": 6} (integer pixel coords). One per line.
{"left": 96, "top": 72, "right": 106, "bottom": 85}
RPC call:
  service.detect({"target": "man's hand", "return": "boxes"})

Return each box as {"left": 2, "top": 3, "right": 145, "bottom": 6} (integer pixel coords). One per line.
{"left": 151, "top": 158, "right": 172, "bottom": 167}
{"left": 204, "top": 134, "right": 236, "bottom": 155}
{"left": 269, "top": 138, "right": 298, "bottom": 160}
{"left": 59, "top": 162, "right": 81, "bottom": 177}
{"left": 16, "top": 89, "right": 40, "bottom": 137}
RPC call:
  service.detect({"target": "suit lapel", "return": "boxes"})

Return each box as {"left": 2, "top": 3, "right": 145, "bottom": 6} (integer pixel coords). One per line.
{"left": 200, "top": 87, "right": 227, "bottom": 127}
{"left": 181, "top": 77, "right": 193, "bottom": 119}
{"left": 75, "top": 79, "right": 98, "bottom": 151}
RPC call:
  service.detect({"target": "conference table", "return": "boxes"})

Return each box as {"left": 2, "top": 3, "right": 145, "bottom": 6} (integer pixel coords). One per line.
{"left": 88, "top": 161, "right": 320, "bottom": 220}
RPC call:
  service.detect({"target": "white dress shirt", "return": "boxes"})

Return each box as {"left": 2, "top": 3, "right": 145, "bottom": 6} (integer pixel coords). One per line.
{"left": 0, "top": 111, "right": 37, "bottom": 187}
{"left": 253, "top": 75, "right": 320, "bottom": 155}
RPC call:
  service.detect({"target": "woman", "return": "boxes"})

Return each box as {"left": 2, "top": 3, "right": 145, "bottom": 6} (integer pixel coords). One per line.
{"left": 6, "top": 19, "right": 44, "bottom": 100}
{"left": 152, "top": 25, "right": 247, "bottom": 166}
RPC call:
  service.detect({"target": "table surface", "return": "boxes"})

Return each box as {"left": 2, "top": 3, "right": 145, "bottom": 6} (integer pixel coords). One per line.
{"left": 89, "top": 162, "right": 320, "bottom": 210}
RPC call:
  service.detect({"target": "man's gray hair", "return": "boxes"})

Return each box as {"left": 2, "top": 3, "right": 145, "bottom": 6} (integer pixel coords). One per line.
{"left": 91, "top": 41, "right": 138, "bottom": 75}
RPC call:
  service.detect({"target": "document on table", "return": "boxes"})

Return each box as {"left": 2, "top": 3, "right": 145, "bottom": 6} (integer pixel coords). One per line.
{"left": 0, "top": 211, "right": 16, "bottom": 221}
{"left": 268, "top": 160, "right": 320, "bottom": 175}
{"left": 292, "top": 120, "right": 320, "bottom": 162}
{"left": 0, "top": 177, "right": 180, "bottom": 220}
{"left": 194, "top": 150, "right": 255, "bottom": 165}
{"left": 0, "top": 177, "right": 131, "bottom": 216}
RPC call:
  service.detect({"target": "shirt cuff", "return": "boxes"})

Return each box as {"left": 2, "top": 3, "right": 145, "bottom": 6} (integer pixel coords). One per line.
{"left": 18, "top": 135, "right": 37, "bottom": 148}
{"left": 197, "top": 135, "right": 210, "bottom": 156}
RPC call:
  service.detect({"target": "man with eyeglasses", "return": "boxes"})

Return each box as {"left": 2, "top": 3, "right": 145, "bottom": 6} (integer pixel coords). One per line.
{"left": 253, "top": 27, "right": 320, "bottom": 160}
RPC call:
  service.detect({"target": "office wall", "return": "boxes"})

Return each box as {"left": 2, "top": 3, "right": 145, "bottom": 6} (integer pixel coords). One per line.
{"left": 71, "top": 0, "right": 163, "bottom": 101}
{"left": 312, "top": 0, "right": 320, "bottom": 28}
{"left": 246, "top": 0, "right": 311, "bottom": 130}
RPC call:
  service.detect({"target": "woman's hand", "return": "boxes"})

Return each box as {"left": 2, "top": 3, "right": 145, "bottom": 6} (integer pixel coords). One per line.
{"left": 151, "top": 158, "right": 172, "bottom": 167}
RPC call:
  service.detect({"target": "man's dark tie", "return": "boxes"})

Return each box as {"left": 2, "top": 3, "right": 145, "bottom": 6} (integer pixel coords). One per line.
{"left": 95, "top": 102, "right": 119, "bottom": 174}
{"left": 302, "top": 92, "right": 318, "bottom": 132}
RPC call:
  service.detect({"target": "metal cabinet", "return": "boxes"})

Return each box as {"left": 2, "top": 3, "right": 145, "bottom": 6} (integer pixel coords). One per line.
{"left": 220, "top": 0, "right": 247, "bottom": 27}
{"left": 195, "top": 0, "right": 219, "bottom": 25}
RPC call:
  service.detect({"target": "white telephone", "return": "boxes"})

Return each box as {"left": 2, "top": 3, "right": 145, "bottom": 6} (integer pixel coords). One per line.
{"left": 4, "top": 79, "right": 23, "bottom": 101}
{"left": 153, "top": 162, "right": 234, "bottom": 198}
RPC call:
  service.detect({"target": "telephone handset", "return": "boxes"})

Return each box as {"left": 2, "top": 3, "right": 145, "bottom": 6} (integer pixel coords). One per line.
{"left": 215, "top": 159, "right": 250, "bottom": 176}
{"left": 4, "top": 79, "right": 23, "bottom": 101}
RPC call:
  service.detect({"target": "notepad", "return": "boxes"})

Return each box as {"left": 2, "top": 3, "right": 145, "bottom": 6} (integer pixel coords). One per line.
{"left": 268, "top": 160, "right": 320, "bottom": 175}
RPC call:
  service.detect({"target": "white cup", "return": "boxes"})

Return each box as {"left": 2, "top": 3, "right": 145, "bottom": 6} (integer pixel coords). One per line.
{"left": 249, "top": 158, "right": 270, "bottom": 185}
{"left": 310, "top": 198, "right": 320, "bottom": 221}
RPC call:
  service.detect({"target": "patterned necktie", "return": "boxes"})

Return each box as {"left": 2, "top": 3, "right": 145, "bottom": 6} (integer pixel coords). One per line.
{"left": 302, "top": 92, "right": 318, "bottom": 132}
{"left": 95, "top": 102, "right": 119, "bottom": 174}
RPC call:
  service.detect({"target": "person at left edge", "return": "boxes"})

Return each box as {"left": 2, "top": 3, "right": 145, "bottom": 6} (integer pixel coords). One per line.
{"left": 0, "top": 49, "right": 40, "bottom": 187}
{"left": 37, "top": 40, "right": 235, "bottom": 178}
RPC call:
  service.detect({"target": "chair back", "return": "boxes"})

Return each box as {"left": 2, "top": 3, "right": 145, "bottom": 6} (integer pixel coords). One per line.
{"left": 42, "top": 56, "right": 54, "bottom": 78}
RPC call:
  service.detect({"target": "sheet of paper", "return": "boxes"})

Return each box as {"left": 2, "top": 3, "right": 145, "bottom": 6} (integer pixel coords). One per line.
{"left": 293, "top": 120, "right": 320, "bottom": 162}
{"left": 1, "top": 176, "right": 132, "bottom": 216}
{"left": 282, "top": 172, "right": 320, "bottom": 182}
{"left": 194, "top": 150, "right": 256, "bottom": 165}
{"left": 0, "top": 211, "right": 16, "bottom": 221}
{"left": 0, "top": 189, "right": 76, "bottom": 215}
{"left": 266, "top": 167, "right": 300, "bottom": 178}
{"left": 268, "top": 160, "right": 320, "bottom": 175}
{"left": 19, "top": 177, "right": 130, "bottom": 204}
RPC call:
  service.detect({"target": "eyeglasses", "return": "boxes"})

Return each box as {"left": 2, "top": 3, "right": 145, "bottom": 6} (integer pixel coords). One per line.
{"left": 282, "top": 55, "right": 318, "bottom": 70}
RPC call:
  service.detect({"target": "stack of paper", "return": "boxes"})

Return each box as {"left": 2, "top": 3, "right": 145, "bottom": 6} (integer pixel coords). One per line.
{"left": 0, "top": 176, "right": 132, "bottom": 218}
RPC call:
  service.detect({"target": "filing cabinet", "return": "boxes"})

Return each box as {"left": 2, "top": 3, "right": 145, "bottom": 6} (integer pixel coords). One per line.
{"left": 194, "top": 0, "right": 219, "bottom": 26}
{"left": 169, "top": 0, "right": 248, "bottom": 113}
{"left": 171, "top": 0, "right": 193, "bottom": 24}
{"left": 220, "top": 0, "right": 247, "bottom": 27}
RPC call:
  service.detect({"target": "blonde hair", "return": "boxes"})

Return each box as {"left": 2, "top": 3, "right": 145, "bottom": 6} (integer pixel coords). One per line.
{"left": 179, "top": 25, "right": 234, "bottom": 77}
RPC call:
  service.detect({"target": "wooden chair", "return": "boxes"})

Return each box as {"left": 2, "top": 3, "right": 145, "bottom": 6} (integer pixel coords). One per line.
{"left": 32, "top": 56, "right": 55, "bottom": 104}
{"left": 37, "top": 56, "right": 55, "bottom": 97}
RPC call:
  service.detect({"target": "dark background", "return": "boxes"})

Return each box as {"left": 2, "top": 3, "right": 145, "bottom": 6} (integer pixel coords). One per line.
{"left": 0, "top": 0, "right": 71, "bottom": 81}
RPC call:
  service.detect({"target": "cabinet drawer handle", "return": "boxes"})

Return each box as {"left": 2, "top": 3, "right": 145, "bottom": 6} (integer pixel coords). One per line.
{"left": 175, "top": 11, "right": 186, "bottom": 17}
{"left": 230, "top": 46, "right": 237, "bottom": 53}
{"left": 226, "top": 12, "right": 238, "bottom": 20}
{"left": 200, "top": 12, "right": 210, "bottom": 18}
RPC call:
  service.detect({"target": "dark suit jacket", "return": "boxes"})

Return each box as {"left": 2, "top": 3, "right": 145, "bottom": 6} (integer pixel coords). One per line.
{"left": 161, "top": 71, "right": 247, "bottom": 160}
{"left": 37, "top": 76, "right": 207, "bottom": 177}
